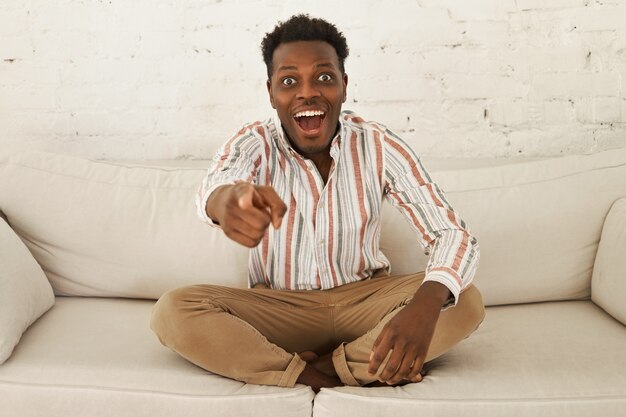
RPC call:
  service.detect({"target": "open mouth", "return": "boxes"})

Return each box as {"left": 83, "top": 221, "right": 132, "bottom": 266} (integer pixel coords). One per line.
{"left": 294, "top": 110, "right": 326, "bottom": 133}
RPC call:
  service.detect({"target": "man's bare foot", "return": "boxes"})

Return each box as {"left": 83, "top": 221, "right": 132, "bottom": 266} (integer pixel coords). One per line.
{"left": 296, "top": 364, "right": 343, "bottom": 393}
{"left": 296, "top": 351, "right": 343, "bottom": 392}
{"left": 299, "top": 351, "right": 339, "bottom": 379}
{"left": 299, "top": 351, "right": 319, "bottom": 363}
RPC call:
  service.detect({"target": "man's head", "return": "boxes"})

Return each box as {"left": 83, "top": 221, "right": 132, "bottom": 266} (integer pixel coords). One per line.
{"left": 262, "top": 15, "right": 350, "bottom": 161}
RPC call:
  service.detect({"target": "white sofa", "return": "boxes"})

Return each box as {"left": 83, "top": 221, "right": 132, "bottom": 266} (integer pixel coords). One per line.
{"left": 1, "top": 148, "right": 625, "bottom": 417}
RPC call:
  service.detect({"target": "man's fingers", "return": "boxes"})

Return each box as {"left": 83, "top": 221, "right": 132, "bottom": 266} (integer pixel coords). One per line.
{"left": 223, "top": 227, "right": 262, "bottom": 248}
{"left": 378, "top": 348, "right": 404, "bottom": 382}
{"left": 412, "top": 373, "right": 424, "bottom": 383}
{"left": 236, "top": 185, "right": 286, "bottom": 229}
{"left": 237, "top": 186, "right": 256, "bottom": 209}
{"left": 368, "top": 333, "right": 384, "bottom": 376}
{"left": 407, "top": 357, "right": 425, "bottom": 382}
{"left": 218, "top": 184, "right": 283, "bottom": 248}
{"left": 251, "top": 188, "right": 269, "bottom": 210}
{"left": 233, "top": 186, "right": 272, "bottom": 229}
{"left": 256, "top": 186, "right": 287, "bottom": 228}
{"left": 368, "top": 332, "right": 393, "bottom": 376}
{"left": 388, "top": 351, "right": 417, "bottom": 384}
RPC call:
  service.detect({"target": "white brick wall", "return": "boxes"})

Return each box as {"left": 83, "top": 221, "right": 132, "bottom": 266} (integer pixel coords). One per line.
{"left": 1, "top": 0, "right": 624, "bottom": 159}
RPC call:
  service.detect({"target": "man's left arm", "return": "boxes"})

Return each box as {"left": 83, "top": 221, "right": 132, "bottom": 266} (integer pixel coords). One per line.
{"left": 368, "top": 129, "right": 480, "bottom": 384}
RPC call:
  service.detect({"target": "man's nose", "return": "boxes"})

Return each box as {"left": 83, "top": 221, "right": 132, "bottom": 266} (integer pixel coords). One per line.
{"left": 296, "top": 81, "right": 321, "bottom": 100}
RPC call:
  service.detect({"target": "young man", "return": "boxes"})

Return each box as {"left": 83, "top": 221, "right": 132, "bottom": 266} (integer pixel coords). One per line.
{"left": 151, "top": 14, "right": 484, "bottom": 392}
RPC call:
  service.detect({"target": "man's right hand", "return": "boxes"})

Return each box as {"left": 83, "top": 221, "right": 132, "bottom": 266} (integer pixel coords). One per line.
{"left": 205, "top": 183, "right": 287, "bottom": 248}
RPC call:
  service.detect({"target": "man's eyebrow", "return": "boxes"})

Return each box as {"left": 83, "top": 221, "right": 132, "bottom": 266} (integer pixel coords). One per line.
{"left": 276, "top": 65, "right": 298, "bottom": 72}
{"left": 276, "top": 62, "right": 337, "bottom": 73}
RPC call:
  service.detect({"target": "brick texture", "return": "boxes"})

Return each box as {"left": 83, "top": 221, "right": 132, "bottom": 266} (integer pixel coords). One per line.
{"left": 0, "top": 0, "right": 624, "bottom": 159}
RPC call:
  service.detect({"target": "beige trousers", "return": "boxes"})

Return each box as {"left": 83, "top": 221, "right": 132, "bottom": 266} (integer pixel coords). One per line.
{"left": 150, "top": 273, "right": 485, "bottom": 388}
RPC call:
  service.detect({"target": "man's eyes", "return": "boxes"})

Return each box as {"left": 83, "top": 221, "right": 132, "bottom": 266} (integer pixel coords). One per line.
{"left": 280, "top": 74, "right": 333, "bottom": 86}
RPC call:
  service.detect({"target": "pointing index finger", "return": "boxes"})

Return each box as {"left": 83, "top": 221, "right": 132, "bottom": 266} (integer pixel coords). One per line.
{"left": 256, "top": 186, "right": 287, "bottom": 229}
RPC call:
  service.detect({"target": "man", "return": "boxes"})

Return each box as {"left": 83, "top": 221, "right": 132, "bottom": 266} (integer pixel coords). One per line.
{"left": 151, "top": 14, "right": 484, "bottom": 393}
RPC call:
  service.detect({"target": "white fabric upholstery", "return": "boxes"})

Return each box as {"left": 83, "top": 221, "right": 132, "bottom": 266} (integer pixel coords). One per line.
{"left": 0, "top": 217, "right": 54, "bottom": 364}
{"left": 314, "top": 301, "right": 626, "bottom": 417}
{"left": 382, "top": 147, "right": 626, "bottom": 305}
{"left": 0, "top": 297, "right": 314, "bottom": 417}
{"left": 0, "top": 151, "right": 249, "bottom": 299}
{"left": 592, "top": 198, "right": 626, "bottom": 324}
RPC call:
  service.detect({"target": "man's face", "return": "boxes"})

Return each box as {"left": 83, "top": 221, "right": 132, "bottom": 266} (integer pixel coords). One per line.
{"left": 267, "top": 41, "right": 348, "bottom": 159}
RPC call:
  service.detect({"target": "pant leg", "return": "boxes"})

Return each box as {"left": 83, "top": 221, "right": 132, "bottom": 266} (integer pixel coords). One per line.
{"left": 329, "top": 274, "right": 486, "bottom": 386}
{"left": 150, "top": 284, "right": 332, "bottom": 387}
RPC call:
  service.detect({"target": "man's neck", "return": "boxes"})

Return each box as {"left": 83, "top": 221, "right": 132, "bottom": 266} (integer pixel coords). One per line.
{"left": 310, "top": 152, "right": 333, "bottom": 185}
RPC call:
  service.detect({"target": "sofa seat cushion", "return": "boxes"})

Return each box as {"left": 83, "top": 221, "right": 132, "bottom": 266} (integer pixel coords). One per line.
{"left": 0, "top": 298, "right": 313, "bottom": 417}
{"left": 314, "top": 301, "right": 626, "bottom": 417}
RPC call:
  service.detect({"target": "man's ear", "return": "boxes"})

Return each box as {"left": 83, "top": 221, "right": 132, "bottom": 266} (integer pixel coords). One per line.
{"left": 266, "top": 79, "right": 276, "bottom": 109}
{"left": 342, "top": 73, "right": 348, "bottom": 103}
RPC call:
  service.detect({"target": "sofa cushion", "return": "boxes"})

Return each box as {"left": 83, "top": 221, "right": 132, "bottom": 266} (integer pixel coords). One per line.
{"left": 382, "top": 147, "right": 626, "bottom": 305}
{"left": 0, "top": 217, "right": 55, "bottom": 364}
{"left": 0, "top": 297, "right": 314, "bottom": 417}
{"left": 314, "top": 301, "right": 626, "bottom": 417}
{"left": 0, "top": 151, "right": 249, "bottom": 299}
{"left": 2, "top": 298, "right": 623, "bottom": 417}
{"left": 592, "top": 197, "right": 626, "bottom": 324}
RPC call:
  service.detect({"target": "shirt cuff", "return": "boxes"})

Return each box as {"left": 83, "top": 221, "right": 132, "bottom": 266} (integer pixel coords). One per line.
{"left": 423, "top": 269, "right": 462, "bottom": 310}
{"left": 196, "top": 181, "right": 236, "bottom": 228}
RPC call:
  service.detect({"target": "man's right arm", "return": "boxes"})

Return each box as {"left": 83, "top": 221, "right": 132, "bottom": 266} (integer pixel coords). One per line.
{"left": 195, "top": 126, "right": 286, "bottom": 247}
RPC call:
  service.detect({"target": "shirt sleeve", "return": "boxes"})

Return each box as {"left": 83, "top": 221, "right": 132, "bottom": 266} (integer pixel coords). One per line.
{"left": 382, "top": 129, "right": 480, "bottom": 308}
{"left": 195, "top": 126, "right": 263, "bottom": 228}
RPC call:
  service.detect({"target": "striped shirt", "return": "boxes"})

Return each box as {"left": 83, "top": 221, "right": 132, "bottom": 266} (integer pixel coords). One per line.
{"left": 196, "top": 111, "right": 479, "bottom": 305}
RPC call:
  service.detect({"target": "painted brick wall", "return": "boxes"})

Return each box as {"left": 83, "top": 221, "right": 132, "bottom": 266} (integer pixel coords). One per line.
{"left": 1, "top": 0, "right": 624, "bottom": 159}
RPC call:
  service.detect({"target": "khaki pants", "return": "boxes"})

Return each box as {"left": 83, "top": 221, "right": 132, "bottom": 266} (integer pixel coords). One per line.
{"left": 150, "top": 273, "right": 485, "bottom": 387}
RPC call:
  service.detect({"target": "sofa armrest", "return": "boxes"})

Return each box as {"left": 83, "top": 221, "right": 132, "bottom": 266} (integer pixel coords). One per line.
{"left": 0, "top": 217, "right": 55, "bottom": 364}
{"left": 591, "top": 197, "right": 626, "bottom": 324}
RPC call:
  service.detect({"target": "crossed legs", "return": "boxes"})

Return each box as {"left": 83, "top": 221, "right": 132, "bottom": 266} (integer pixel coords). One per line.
{"left": 150, "top": 273, "right": 485, "bottom": 390}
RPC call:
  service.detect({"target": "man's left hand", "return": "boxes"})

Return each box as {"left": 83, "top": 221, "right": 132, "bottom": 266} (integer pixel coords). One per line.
{"left": 367, "top": 281, "right": 451, "bottom": 385}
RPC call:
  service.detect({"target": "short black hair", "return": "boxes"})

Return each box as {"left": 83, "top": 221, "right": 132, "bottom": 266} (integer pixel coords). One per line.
{"left": 261, "top": 14, "right": 349, "bottom": 79}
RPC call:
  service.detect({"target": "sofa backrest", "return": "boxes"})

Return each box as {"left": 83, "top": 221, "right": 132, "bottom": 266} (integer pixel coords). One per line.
{"left": 0, "top": 152, "right": 249, "bottom": 299}
{"left": 1, "top": 148, "right": 625, "bottom": 305}
{"left": 383, "top": 147, "right": 626, "bottom": 305}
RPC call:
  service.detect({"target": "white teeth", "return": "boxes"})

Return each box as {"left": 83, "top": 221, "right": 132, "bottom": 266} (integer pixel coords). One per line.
{"left": 294, "top": 110, "right": 325, "bottom": 118}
